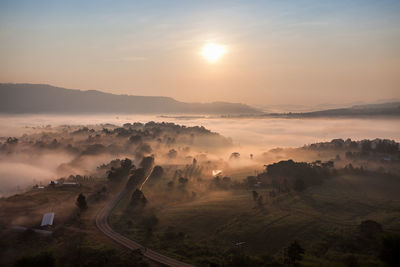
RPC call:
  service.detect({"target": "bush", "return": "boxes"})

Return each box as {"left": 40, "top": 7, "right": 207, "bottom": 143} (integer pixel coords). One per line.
{"left": 359, "top": 220, "right": 382, "bottom": 239}
{"left": 380, "top": 235, "right": 400, "bottom": 267}
{"left": 76, "top": 193, "right": 88, "bottom": 210}
{"left": 15, "top": 251, "right": 56, "bottom": 267}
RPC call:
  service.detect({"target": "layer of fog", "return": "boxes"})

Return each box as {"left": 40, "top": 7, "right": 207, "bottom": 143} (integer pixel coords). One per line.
{"left": 1, "top": 114, "right": 398, "bottom": 150}
{"left": 0, "top": 114, "right": 399, "bottom": 197}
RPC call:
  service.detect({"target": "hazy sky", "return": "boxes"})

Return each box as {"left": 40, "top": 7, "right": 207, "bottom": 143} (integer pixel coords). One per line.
{"left": 0, "top": 0, "right": 399, "bottom": 106}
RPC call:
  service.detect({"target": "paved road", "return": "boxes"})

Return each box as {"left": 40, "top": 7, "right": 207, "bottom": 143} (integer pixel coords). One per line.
{"left": 96, "top": 169, "right": 195, "bottom": 267}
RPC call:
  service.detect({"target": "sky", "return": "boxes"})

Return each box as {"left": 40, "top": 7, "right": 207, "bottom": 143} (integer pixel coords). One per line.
{"left": 0, "top": 0, "right": 399, "bottom": 106}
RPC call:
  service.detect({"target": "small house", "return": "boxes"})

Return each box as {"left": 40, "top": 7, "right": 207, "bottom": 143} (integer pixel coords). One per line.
{"left": 41, "top": 212, "right": 55, "bottom": 227}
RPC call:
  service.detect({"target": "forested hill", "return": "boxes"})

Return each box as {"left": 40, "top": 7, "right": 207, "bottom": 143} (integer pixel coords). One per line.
{"left": 273, "top": 102, "right": 400, "bottom": 117}
{"left": 0, "top": 83, "right": 260, "bottom": 115}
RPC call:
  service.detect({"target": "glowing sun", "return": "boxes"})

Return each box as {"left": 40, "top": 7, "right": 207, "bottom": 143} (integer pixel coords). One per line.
{"left": 202, "top": 43, "right": 226, "bottom": 63}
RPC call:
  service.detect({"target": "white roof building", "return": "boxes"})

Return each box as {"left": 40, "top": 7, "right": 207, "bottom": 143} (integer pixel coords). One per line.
{"left": 40, "top": 212, "right": 54, "bottom": 227}
{"left": 212, "top": 170, "right": 222, "bottom": 176}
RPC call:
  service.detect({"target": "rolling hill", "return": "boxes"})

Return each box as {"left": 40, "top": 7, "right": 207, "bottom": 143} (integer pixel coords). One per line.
{"left": 0, "top": 83, "right": 260, "bottom": 115}
{"left": 264, "top": 102, "right": 400, "bottom": 117}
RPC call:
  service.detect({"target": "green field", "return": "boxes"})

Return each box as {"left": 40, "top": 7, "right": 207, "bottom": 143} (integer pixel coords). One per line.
{"left": 111, "top": 171, "right": 400, "bottom": 266}
{"left": 0, "top": 178, "right": 151, "bottom": 267}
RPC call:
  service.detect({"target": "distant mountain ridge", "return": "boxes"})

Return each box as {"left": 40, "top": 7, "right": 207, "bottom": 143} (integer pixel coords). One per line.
{"left": 0, "top": 83, "right": 260, "bottom": 115}
{"left": 267, "top": 102, "right": 400, "bottom": 117}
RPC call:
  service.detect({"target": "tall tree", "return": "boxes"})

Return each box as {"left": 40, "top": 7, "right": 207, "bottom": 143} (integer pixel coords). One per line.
{"left": 76, "top": 193, "right": 88, "bottom": 210}
{"left": 285, "top": 240, "right": 305, "bottom": 265}
{"left": 252, "top": 190, "right": 259, "bottom": 201}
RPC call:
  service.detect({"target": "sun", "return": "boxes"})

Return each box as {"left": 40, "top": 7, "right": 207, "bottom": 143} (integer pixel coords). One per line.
{"left": 202, "top": 43, "right": 226, "bottom": 63}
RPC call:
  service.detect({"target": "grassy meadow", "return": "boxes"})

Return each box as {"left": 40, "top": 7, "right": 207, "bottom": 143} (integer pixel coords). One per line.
{"left": 111, "top": 169, "right": 400, "bottom": 266}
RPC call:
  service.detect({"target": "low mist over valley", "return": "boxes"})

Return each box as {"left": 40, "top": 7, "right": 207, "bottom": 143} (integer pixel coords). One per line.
{"left": 1, "top": 117, "right": 399, "bottom": 266}
{"left": 0, "top": 90, "right": 399, "bottom": 267}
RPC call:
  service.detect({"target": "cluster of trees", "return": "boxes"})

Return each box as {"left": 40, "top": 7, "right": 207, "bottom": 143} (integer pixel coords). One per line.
{"left": 148, "top": 166, "right": 164, "bottom": 181}
{"left": 175, "top": 160, "right": 203, "bottom": 180}
{"left": 15, "top": 251, "right": 55, "bottom": 267}
{"left": 126, "top": 156, "right": 154, "bottom": 190}
{"left": 139, "top": 212, "right": 159, "bottom": 236}
{"left": 88, "top": 186, "right": 108, "bottom": 202}
{"left": 0, "top": 121, "right": 231, "bottom": 164}
{"left": 97, "top": 158, "right": 123, "bottom": 172}
{"left": 0, "top": 137, "right": 18, "bottom": 151}
{"left": 53, "top": 174, "right": 95, "bottom": 183}
{"left": 162, "top": 226, "right": 185, "bottom": 242}
{"left": 284, "top": 240, "right": 305, "bottom": 266}
{"left": 380, "top": 234, "right": 400, "bottom": 267}
{"left": 13, "top": 244, "right": 148, "bottom": 267}
{"left": 140, "top": 156, "right": 154, "bottom": 171}
{"left": 71, "top": 127, "right": 95, "bottom": 135}
{"left": 107, "top": 158, "right": 135, "bottom": 181}
{"left": 163, "top": 159, "right": 203, "bottom": 192}
{"left": 249, "top": 160, "right": 333, "bottom": 193}
{"left": 166, "top": 148, "right": 178, "bottom": 158}
{"left": 130, "top": 189, "right": 147, "bottom": 207}
{"left": 304, "top": 139, "right": 400, "bottom": 163}
{"left": 211, "top": 176, "right": 233, "bottom": 190}
{"left": 222, "top": 240, "right": 305, "bottom": 267}
{"left": 123, "top": 121, "right": 216, "bottom": 136}
{"left": 252, "top": 190, "right": 264, "bottom": 207}
{"left": 217, "top": 220, "right": 398, "bottom": 266}
{"left": 312, "top": 219, "right": 400, "bottom": 266}
{"left": 305, "top": 138, "right": 399, "bottom": 153}
{"left": 118, "top": 121, "right": 231, "bottom": 147}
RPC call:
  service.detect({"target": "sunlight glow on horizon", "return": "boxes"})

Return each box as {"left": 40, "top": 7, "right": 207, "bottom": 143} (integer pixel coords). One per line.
{"left": 201, "top": 43, "right": 227, "bottom": 63}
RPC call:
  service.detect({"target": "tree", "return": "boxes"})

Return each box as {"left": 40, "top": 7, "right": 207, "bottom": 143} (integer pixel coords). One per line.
{"left": 131, "top": 189, "right": 147, "bottom": 207}
{"left": 126, "top": 168, "right": 146, "bottom": 189}
{"left": 361, "top": 140, "right": 372, "bottom": 154}
{"left": 247, "top": 176, "right": 257, "bottom": 187}
{"left": 252, "top": 190, "right": 259, "bottom": 201}
{"left": 230, "top": 152, "right": 240, "bottom": 160}
{"left": 137, "top": 143, "right": 152, "bottom": 154}
{"left": 140, "top": 213, "right": 159, "bottom": 234}
{"left": 167, "top": 181, "right": 174, "bottom": 188}
{"left": 380, "top": 235, "right": 400, "bottom": 267}
{"left": 121, "top": 158, "right": 133, "bottom": 169}
{"left": 257, "top": 196, "right": 263, "bottom": 207}
{"left": 221, "top": 176, "right": 232, "bottom": 189}
{"left": 140, "top": 156, "right": 154, "bottom": 172}
{"left": 331, "top": 138, "right": 344, "bottom": 148}
{"left": 322, "top": 160, "right": 334, "bottom": 168}
{"left": 178, "top": 177, "right": 188, "bottom": 187}
{"left": 76, "top": 193, "right": 88, "bottom": 210}
{"left": 167, "top": 149, "right": 178, "bottom": 158}
{"left": 107, "top": 158, "right": 134, "bottom": 181}
{"left": 129, "top": 135, "right": 142, "bottom": 144}
{"left": 294, "top": 178, "right": 305, "bottom": 192}
{"left": 359, "top": 220, "right": 382, "bottom": 238}
{"left": 285, "top": 240, "right": 305, "bottom": 265}
{"left": 229, "top": 250, "right": 261, "bottom": 267}
{"left": 6, "top": 137, "right": 18, "bottom": 144}
{"left": 345, "top": 151, "right": 353, "bottom": 159}
{"left": 344, "top": 254, "right": 359, "bottom": 267}
{"left": 150, "top": 166, "right": 164, "bottom": 180}
{"left": 15, "top": 251, "right": 55, "bottom": 267}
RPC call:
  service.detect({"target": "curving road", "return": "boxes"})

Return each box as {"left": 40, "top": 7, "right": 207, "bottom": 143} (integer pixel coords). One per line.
{"left": 96, "top": 169, "right": 195, "bottom": 267}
